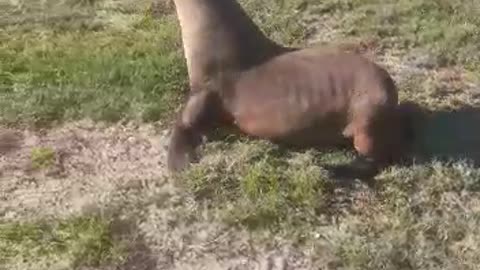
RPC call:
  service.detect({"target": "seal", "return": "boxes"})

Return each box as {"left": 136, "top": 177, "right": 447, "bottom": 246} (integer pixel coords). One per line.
{"left": 167, "top": 0, "right": 413, "bottom": 172}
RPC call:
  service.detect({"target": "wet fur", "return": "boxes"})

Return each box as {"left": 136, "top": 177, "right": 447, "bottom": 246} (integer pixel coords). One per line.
{"left": 167, "top": 0, "right": 414, "bottom": 172}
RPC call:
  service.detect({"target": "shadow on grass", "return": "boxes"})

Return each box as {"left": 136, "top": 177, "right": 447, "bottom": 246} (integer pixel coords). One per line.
{"left": 326, "top": 103, "right": 480, "bottom": 182}
{"left": 411, "top": 106, "right": 480, "bottom": 164}
{"left": 111, "top": 218, "right": 159, "bottom": 270}
{"left": 203, "top": 101, "right": 480, "bottom": 184}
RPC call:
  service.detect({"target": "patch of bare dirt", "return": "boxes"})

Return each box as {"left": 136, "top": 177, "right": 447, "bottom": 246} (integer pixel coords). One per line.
{"left": 0, "top": 120, "right": 326, "bottom": 270}
{"left": 0, "top": 120, "right": 169, "bottom": 219}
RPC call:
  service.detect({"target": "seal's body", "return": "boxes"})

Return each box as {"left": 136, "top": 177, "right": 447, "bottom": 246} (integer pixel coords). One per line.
{"left": 167, "top": 0, "right": 410, "bottom": 172}
{"left": 229, "top": 48, "right": 398, "bottom": 146}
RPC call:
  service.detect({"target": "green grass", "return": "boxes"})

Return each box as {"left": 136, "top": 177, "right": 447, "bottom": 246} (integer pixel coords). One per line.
{"left": 241, "top": 0, "right": 310, "bottom": 45}
{"left": 30, "top": 146, "right": 56, "bottom": 169}
{"left": 180, "top": 140, "right": 338, "bottom": 231}
{"left": 0, "top": 1, "right": 187, "bottom": 126}
{"left": 310, "top": 0, "right": 480, "bottom": 70}
{"left": 178, "top": 139, "right": 480, "bottom": 269}
{"left": 0, "top": 215, "right": 126, "bottom": 270}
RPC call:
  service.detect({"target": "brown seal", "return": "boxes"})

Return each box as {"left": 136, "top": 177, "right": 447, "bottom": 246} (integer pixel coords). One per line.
{"left": 167, "top": 0, "right": 413, "bottom": 172}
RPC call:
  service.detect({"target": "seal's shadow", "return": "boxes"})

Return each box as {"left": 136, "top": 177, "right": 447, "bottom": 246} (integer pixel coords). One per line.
{"left": 410, "top": 107, "right": 480, "bottom": 164}
{"left": 207, "top": 104, "right": 480, "bottom": 184}
{"left": 327, "top": 104, "right": 480, "bottom": 183}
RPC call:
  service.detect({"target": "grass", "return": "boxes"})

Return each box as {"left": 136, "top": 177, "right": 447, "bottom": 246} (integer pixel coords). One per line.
{"left": 302, "top": 0, "right": 480, "bottom": 71}
{"left": 0, "top": 0, "right": 187, "bottom": 127}
{"left": 178, "top": 138, "right": 361, "bottom": 229}
{"left": 178, "top": 139, "right": 480, "bottom": 269}
{"left": 334, "top": 161, "right": 480, "bottom": 269}
{"left": 30, "top": 146, "right": 56, "bottom": 169}
{"left": 2, "top": 0, "right": 480, "bottom": 269}
{"left": 0, "top": 214, "right": 126, "bottom": 270}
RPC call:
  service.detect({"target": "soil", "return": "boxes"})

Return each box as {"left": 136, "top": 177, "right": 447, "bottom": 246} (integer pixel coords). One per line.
{"left": 0, "top": 121, "right": 325, "bottom": 269}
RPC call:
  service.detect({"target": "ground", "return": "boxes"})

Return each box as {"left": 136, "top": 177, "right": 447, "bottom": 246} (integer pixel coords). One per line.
{"left": 1, "top": 0, "right": 480, "bottom": 269}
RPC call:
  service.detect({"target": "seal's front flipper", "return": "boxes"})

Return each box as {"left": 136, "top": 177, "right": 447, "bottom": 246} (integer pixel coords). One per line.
{"left": 167, "top": 124, "right": 202, "bottom": 173}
